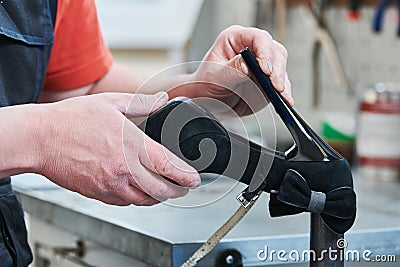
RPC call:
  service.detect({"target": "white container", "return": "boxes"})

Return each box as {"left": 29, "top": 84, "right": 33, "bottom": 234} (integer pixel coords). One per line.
{"left": 357, "top": 83, "right": 400, "bottom": 182}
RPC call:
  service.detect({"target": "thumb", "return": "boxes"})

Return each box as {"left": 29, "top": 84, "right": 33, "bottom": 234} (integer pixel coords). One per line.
{"left": 223, "top": 54, "right": 249, "bottom": 85}
{"left": 123, "top": 92, "right": 169, "bottom": 118}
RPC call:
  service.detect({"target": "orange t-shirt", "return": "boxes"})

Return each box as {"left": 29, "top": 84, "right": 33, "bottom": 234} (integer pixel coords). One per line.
{"left": 43, "top": 0, "right": 113, "bottom": 91}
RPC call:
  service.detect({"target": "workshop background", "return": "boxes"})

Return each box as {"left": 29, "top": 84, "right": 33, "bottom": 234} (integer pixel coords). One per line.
{"left": 12, "top": 0, "right": 399, "bottom": 266}
{"left": 97, "top": 0, "right": 400, "bottom": 179}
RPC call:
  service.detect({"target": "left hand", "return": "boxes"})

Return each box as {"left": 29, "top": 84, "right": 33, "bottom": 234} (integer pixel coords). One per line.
{"left": 193, "top": 25, "right": 293, "bottom": 116}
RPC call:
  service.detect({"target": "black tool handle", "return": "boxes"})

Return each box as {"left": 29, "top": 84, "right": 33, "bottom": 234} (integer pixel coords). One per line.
{"left": 240, "top": 48, "right": 341, "bottom": 162}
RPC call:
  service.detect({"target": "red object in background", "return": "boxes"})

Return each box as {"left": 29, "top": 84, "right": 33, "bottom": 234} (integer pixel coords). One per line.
{"left": 347, "top": 0, "right": 361, "bottom": 21}
{"left": 346, "top": 10, "right": 361, "bottom": 21}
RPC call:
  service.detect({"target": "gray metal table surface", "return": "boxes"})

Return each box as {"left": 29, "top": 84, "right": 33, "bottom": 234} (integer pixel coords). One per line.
{"left": 11, "top": 173, "right": 400, "bottom": 267}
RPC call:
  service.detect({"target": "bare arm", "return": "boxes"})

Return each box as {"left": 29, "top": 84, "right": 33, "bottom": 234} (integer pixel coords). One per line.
{"left": 39, "top": 62, "right": 198, "bottom": 101}
{"left": 38, "top": 63, "right": 146, "bottom": 102}
{"left": 39, "top": 26, "right": 293, "bottom": 111}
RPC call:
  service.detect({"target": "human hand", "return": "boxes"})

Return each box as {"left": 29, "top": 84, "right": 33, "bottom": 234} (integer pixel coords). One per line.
{"left": 194, "top": 25, "right": 293, "bottom": 116}
{"left": 35, "top": 92, "right": 200, "bottom": 206}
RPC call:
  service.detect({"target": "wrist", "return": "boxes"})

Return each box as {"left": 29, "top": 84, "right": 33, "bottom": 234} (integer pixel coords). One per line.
{"left": 165, "top": 73, "right": 195, "bottom": 99}
{"left": 168, "top": 72, "right": 213, "bottom": 99}
{"left": 0, "top": 104, "right": 47, "bottom": 177}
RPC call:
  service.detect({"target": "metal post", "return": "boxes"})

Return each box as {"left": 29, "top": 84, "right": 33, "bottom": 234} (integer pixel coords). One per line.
{"left": 310, "top": 214, "right": 344, "bottom": 267}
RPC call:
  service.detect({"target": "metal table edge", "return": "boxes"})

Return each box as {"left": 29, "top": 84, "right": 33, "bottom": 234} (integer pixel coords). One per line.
{"left": 14, "top": 185, "right": 400, "bottom": 267}
{"left": 15, "top": 189, "right": 175, "bottom": 267}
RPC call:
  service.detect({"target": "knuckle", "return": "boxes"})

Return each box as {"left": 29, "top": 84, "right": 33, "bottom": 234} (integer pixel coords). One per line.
{"left": 103, "top": 163, "right": 130, "bottom": 192}
{"left": 227, "top": 24, "right": 243, "bottom": 32}
{"left": 274, "top": 41, "right": 288, "bottom": 57}
{"left": 112, "top": 161, "right": 130, "bottom": 178}
{"left": 103, "top": 180, "right": 123, "bottom": 195}
{"left": 154, "top": 156, "right": 172, "bottom": 176}
{"left": 261, "top": 30, "right": 272, "bottom": 40}
{"left": 97, "top": 179, "right": 112, "bottom": 196}
{"left": 221, "top": 25, "right": 243, "bottom": 38}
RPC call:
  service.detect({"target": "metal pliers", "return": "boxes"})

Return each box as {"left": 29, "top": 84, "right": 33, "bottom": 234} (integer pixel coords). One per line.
{"left": 139, "top": 48, "right": 356, "bottom": 234}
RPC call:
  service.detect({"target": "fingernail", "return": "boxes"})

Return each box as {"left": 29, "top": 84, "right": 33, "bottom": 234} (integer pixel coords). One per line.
{"left": 188, "top": 179, "right": 200, "bottom": 188}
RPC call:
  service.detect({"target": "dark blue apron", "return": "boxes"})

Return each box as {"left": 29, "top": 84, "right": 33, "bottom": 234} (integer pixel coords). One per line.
{"left": 0, "top": 1, "right": 57, "bottom": 266}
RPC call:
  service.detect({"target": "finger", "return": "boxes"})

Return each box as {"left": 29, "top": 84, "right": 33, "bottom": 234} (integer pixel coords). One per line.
{"left": 224, "top": 54, "right": 249, "bottom": 84}
{"left": 269, "top": 40, "right": 288, "bottom": 93}
{"left": 139, "top": 135, "right": 201, "bottom": 188}
{"left": 219, "top": 26, "right": 275, "bottom": 75}
{"left": 120, "top": 185, "right": 161, "bottom": 206}
{"left": 98, "top": 195, "right": 131, "bottom": 206}
{"left": 218, "top": 26, "right": 291, "bottom": 94}
{"left": 130, "top": 165, "right": 189, "bottom": 202}
{"left": 126, "top": 92, "right": 169, "bottom": 117}
{"left": 87, "top": 175, "right": 160, "bottom": 206}
{"left": 253, "top": 31, "right": 275, "bottom": 76}
{"left": 104, "top": 92, "right": 169, "bottom": 117}
{"left": 281, "top": 72, "right": 294, "bottom": 106}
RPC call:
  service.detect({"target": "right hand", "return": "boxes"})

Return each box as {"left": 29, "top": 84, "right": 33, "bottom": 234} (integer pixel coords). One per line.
{"left": 34, "top": 92, "right": 200, "bottom": 206}
{"left": 193, "top": 25, "right": 293, "bottom": 116}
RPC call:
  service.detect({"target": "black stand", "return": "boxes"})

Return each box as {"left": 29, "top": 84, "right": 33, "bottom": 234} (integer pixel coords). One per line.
{"left": 310, "top": 214, "right": 344, "bottom": 266}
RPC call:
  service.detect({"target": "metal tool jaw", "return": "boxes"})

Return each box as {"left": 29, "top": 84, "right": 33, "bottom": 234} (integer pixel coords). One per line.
{"left": 139, "top": 48, "right": 356, "bottom": 234}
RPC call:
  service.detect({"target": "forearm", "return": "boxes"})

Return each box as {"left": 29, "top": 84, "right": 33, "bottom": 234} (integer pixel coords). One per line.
{"left": 89, "top": 63, "right": 204, "bottom": 99}
{"left": 39, "top": 62, "right": 207, "bottom": 103}
{"left": 0, "top": 105, "right": 43, "bottom": 178}
{"left": 88, "top": 63, "right": 146, "bottom": 95}
{"left": 38, "top": 63, "right": 145, "bottom": 103}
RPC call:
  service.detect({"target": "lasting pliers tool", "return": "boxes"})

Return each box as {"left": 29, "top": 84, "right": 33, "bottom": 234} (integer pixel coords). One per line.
{"left": 139, "top": 48, "right": 356, "bottom": 234}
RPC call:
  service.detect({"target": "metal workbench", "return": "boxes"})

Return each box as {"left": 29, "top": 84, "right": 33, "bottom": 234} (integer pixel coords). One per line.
{"left": 12, "top": 172, "right": 400, "bottom": 267}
